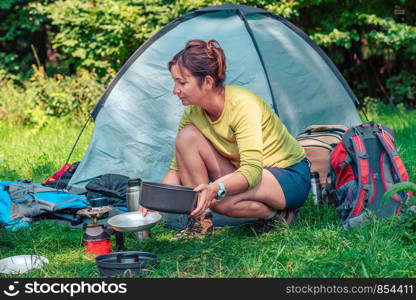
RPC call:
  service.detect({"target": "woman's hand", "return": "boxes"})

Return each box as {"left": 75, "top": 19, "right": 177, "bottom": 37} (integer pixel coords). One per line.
{"left": 190, "top": 183, "right": 220, "bottom": 217}
{"left": 139, "top": 206, "right": 158, "bottom": 217}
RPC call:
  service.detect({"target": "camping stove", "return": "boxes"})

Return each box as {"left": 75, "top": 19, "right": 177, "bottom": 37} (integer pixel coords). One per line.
{"left": 77, "top": 204, "right": 116, "bottom": 257}
{"left": 77, "top": 206, "right": 112, "bottom": 226}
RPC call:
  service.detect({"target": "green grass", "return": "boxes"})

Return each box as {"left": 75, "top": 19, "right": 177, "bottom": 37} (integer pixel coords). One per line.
{"left": 0, "top": 110, "right": 416, "bottom": 278}
{"left": 0, "top": 120, "right": 93, "bottom": 181}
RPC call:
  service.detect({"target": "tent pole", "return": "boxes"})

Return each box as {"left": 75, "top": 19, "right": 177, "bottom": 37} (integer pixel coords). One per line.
{"left": 236, "top": 10, "right": 279, "bottom": 116}
{"left": 361, "top": 109, "right": 369, "bottom": 122}
{"left": 54, "top": 114, "right": 92, "bottom": 190}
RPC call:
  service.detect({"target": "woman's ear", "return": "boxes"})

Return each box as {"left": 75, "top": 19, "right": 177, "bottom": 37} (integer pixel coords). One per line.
{"left": 203, "top": 75, "right": 215, "bottom": 90}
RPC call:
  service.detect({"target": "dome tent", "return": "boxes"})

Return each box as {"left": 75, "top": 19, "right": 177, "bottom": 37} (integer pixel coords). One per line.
{"left": 68, "top": 4, "right": 361, "bottom": 227}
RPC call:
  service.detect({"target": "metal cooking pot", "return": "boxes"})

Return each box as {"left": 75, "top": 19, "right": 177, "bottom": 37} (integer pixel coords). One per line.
{"left": 140, "top": 182, "right": 197, "bottom": 214}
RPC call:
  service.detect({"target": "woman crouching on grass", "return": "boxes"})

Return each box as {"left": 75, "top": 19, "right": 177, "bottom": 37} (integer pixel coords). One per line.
{"left": 145, "top": 39, "right": 311, "bottom": 237}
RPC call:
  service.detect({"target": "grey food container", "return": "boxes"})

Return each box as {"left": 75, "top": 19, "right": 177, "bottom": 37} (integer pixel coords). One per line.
{"left": 96, "top": 251, "right": 157, "bottom": 277}
{"left": 139, "top": 182, "right": 197, "bottom": 214}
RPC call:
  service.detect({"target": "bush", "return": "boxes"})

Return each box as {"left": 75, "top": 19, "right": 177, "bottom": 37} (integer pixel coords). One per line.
{"left": 386, "top": 71, "right": 416, "bottom": 106}
{"left": 0, "top": 66, "right": 109, "bottom": 128}
{"left": 2, "top": 0, "right": 415, "bottom": 116}
{"left": 32, "top": 0, "right": 180, "bottom": 76}
{"left": 32, "top": 0, "right": 299, "bottom": 76}
{"left": 0, "top": 0, "right": 49, "bottom": 79}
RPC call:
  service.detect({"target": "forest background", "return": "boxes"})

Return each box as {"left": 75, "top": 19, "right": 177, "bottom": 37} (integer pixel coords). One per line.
{"left": 0, "top": 0, "right": 415, "bottom": 128}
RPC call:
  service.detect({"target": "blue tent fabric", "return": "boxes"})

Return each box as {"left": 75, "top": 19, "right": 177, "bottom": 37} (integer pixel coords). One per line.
{"left": 67, "top": 4, "right": 362, "bottom": 228}
{"left": 69, "top": 7, "right": 361, "bottom": 188}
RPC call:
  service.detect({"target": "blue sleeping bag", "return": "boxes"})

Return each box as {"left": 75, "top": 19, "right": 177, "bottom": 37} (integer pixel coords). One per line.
{"left": 0, "top": 181, "right": 88, "bottom": 230}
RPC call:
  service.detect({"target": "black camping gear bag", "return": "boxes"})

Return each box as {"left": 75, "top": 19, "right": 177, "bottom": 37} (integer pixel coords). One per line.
{"left": 85, "top": 174, "right": 129, "bottom": 206}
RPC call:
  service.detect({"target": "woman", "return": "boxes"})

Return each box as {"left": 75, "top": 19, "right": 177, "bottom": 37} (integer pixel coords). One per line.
{"left": 147, "top": 39, "right": 310, "bottom": 236}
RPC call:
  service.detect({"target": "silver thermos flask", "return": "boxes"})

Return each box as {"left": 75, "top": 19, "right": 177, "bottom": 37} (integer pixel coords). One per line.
{"left": 310, "top": 172, "right": 322, "bottom": 205}
{"left": 127, "top": 177, "right": 149, "bottom": 240}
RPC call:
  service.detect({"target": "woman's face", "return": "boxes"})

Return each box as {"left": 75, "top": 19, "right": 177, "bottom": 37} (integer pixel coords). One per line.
{"left": 170, "top": 64, "right": 206, "bottom": 106}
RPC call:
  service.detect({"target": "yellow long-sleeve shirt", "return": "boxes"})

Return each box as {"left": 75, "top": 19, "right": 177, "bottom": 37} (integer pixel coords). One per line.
{"left": 170, "top": 85, "right": 305, "bottom": 189}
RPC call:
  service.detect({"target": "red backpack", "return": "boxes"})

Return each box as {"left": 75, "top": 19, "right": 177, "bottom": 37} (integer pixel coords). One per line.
{"left": 328, "top": 122, "right": 413, "bottom": 229}
{"left": 43, "top": 162, "right": 80, "bottom": 189}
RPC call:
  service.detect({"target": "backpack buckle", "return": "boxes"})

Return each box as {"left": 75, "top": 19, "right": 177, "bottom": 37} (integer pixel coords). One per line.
{"left": 362, "top": 184, "right": 371, "bottom": 191}
{"left": 343, "top": 204, "right": 352, "bottom": 210}
{"left": 358, "top": 152, "right": 368, "bottom": 159}
{"left": 339, "top": 155, "right": 352, "bottom": 168}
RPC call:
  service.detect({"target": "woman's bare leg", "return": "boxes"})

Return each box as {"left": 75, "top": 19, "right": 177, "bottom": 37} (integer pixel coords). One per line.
{"left": 174, "top": 125, "right": 287, "bottom": 219}
{"left": 175, "top": 125, "right": 236, "bottom": 187}
{"left": 161, "top": 170, "right": 181, "bottom": 185}
{"left": 211, "top": 170, "right": 286, "bottom": 218}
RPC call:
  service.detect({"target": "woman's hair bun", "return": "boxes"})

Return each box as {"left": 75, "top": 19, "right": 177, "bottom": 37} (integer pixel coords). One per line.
{"left": 169, "top": 39, "right": 226, "bottom": 88}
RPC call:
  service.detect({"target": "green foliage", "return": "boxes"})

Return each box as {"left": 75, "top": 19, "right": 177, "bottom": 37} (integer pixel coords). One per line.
{"left": 312, "top": 28, "right": 358, "bottom": 49}
{"left": 33, "top": 0, "right": 162, "bottom": 75}
{"left": 0, "top": 0, "right": 49, "bottom": 78}
{"left": 2, "top": 0, "right": 416, "bottom": 106}
{"left": 309, "top": 11, "right": 416, "bottom": 54}
{"left": 401, "top": 205, "right": 416, "bottom": 242}
{"left": 0, "top": 119, "right": 92, "bottom": 183}
{"left": 297, "top": 0, "right": 416, "bottom": 105}
{"left": 361, "top": 14, "right": 416, "bottom": 55}
{"left": 382, "top": 182, "right": 416, "bottom": 242}
{"left": 383, "top": 182, "right": 416, "bottom": 205}
{"left": 362, "top": 97, "right": 408, "bottom": 118}
{"left": 31, "top": 0, "right": 300, "bottom": 75}
{"left": 0, "top": 66, "right": 109, "bottom": 128}
{"left": 386, "top": 71, "right": 416, "bottom": 106}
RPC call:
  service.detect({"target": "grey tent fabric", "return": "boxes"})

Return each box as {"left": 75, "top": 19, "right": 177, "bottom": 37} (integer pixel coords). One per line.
{"left": 246, "top": 14, "right": 361, "bottom": 132}
{"left": 67, "top": 4, "right": 361, "bottom": 227}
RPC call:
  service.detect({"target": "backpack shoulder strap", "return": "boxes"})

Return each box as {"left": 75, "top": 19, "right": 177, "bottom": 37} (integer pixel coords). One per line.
{"left": 375, "top": 125, "right": 413, "bottom": 199}
{"left": 349, "top": 132, "right": 370, "bottom": 217}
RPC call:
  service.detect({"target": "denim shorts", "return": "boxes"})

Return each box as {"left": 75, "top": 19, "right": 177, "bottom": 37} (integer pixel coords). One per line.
{"left": 266, "top": 158, "right": 311, "bottom": 210}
